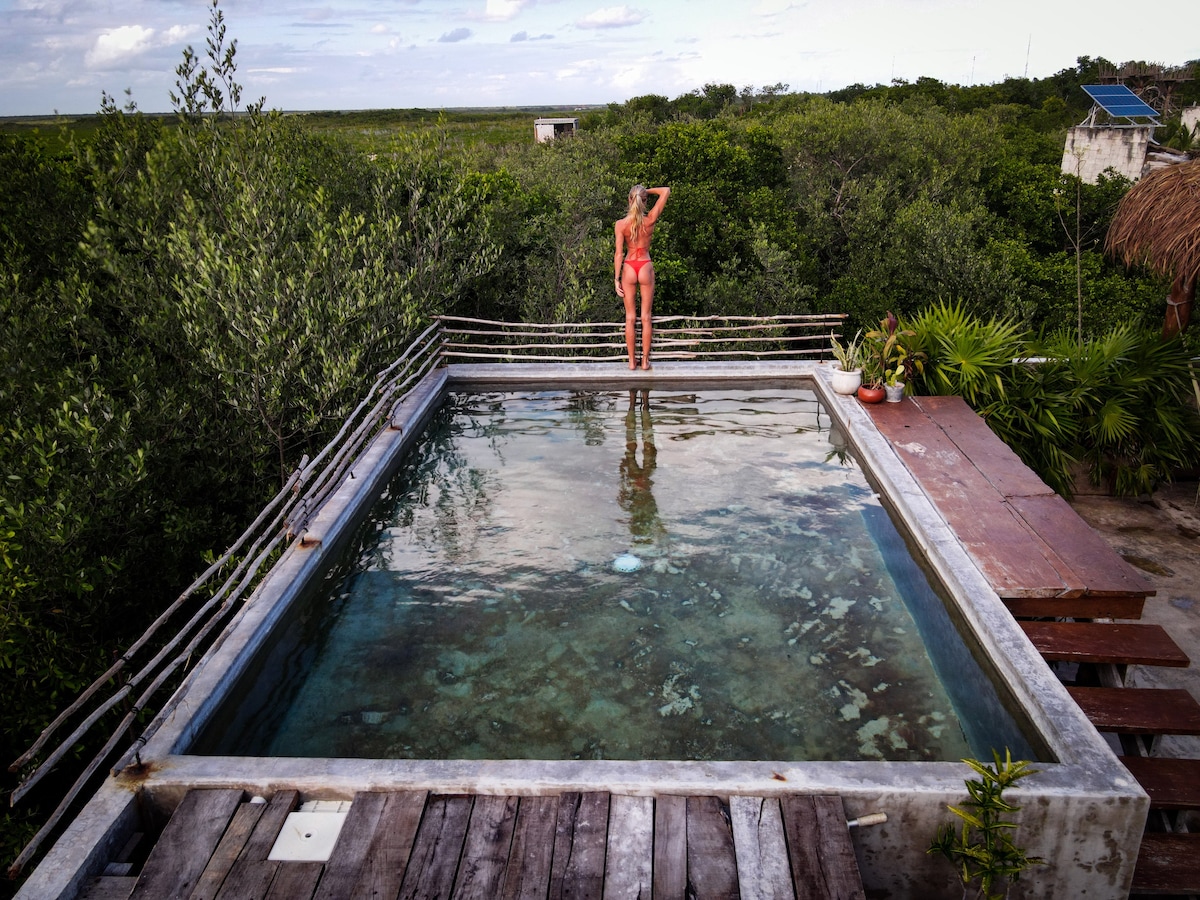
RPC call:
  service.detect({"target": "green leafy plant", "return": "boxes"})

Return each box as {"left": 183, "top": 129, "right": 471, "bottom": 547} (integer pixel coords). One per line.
{"left": 865, "top": 311, "right": 925, "bottom": 388}
{"left": 830, "top": 329, "right": 864, "bottom": 371}
{"left": 928, "top": 749, "right": 1045, "bottom": 900}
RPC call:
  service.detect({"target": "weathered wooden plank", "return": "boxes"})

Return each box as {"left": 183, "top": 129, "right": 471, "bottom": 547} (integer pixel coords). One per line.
{"left": 501, "top": 796, "right": 559, "bottom": 900}
{"left": 1008, "top": 494, "right": 1154, "bottom": 598}
{"left": 780, "top": 795, "right": 865, "bottom": 900}
{"left": 130, "top": 788, "right": 244, "bottom": 900}
{"left": 214, "top": 791, "right": 299, "bottom": 900}
{"left": 1002, "top": 594, "right": 1146, "bottom": 620}
{"left": 1131, "top": 833, "right": 1200, "bottom": 894}
{"left": 549, "top": 792, "right": 609, "bottom": 900}
{"left": 602, "top": 795, "right": 653, "bottom": 900}
{"left": 265, "top": 862, "right": 323, "bottom": 900}
{"left": 910, "top": 396, "right": 1054, "bottom": 498}
{"left": 1067, "top": 687, "right": 1200, "bottom": 735}
{"left": 653, "top": 795, "right": 688, "bottom": 900}
{"left": 1019, "top": 621, "right": 1188, "bottom": 667}
{"left": 79, "top": 875, "right": 135, "bottom": 900}
{"left": 213, "top": 859, "right": 279, "bottom": 899}
{"left": 1120, "top": 756, "right": 1200, "bottom": 809}
{"left": 729, "top": 796, "right": 793, "bottom": 900}
{"left": 190, "top": 799, "right": 267, "bottom": 900}
{"left": 311, "top": 792, "right": 388, "bottom": 900}
{"left": 866, "top": 403, "right": 1073, "bottom": 598}
{"left": 397, "top": 795, "right": 473, "bottom": 900}
{"left": 686, "top": 796, "right": 738, "bottom": 900}
{"left": 350, "top": 790, "right": 428, "bottom": 900}
{"left": 453, "top": 795, "right": 519, "bottom": 900}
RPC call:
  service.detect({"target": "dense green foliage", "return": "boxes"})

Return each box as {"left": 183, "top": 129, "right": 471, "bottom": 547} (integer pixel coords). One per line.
{"left": 2, "top": 4, "right": 1198, "bottom": 882}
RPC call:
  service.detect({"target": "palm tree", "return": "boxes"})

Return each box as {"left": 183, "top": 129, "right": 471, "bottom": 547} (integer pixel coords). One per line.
{"left": 1105, "top": 159, "right": 1200, "bottom": 338}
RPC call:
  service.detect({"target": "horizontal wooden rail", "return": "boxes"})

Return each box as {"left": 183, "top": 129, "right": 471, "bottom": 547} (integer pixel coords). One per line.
{"left": 435, "top": 313, "right": 846, "bottom": 364}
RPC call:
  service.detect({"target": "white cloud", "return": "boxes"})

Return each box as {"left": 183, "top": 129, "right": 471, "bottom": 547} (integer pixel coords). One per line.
{"left": 86, "top": 25, "right": 154, "bottom": 68}
{"left": 577, "top": 6, "right": 646, "bottom": 29}
{"left": 438, "top": 27, "right": 473, "bottom": 43}
{"left": 484, "top": 0, "right": 532, "bottom": 21}
{"left": 371, "top": 24, "right": 390, "bottom": 34}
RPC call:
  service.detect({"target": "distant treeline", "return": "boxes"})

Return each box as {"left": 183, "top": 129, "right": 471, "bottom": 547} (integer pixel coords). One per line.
{"left": 2, "top": 18, "right": 1198, "bottom": 888}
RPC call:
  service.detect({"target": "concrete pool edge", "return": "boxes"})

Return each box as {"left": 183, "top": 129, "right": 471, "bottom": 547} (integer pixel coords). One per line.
{"left": 16, "top": 361, "right": 1148, "bottom": 900}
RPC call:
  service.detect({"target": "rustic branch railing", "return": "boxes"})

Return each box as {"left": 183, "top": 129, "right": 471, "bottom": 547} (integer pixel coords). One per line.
{"left": 437, "top": 313, "right": 847, "bottom": 363}
{"left": 7, "top": 312, "right": 844, "bottom": 876}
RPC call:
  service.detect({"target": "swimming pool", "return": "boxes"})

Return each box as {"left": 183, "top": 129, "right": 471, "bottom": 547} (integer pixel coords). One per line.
{"left": 196, "top": 386, "right": 1034, "bottom": 763}
{"left": 21, "top": 363, "right": 1146, "bottom": 900}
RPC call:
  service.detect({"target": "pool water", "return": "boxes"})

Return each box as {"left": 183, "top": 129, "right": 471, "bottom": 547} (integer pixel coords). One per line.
{"left": 200, "top": 387, "right": 1033, "bottom": 762}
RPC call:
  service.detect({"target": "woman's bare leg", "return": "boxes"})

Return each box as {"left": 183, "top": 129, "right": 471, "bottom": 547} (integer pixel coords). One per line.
{"left": 639, "top": 266, "right": 655, "bottom": 369}
{"left": 621, "top": 265, "right": 639, "bottom": 369}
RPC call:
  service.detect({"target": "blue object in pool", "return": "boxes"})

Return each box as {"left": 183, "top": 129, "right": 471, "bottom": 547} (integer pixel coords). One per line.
{"left": 613, "top": 553, "right": 642, "bottom": 573}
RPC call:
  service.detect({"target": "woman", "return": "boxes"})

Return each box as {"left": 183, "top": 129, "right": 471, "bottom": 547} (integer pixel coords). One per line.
{"left": 614, "top": 184, "right": 670, "bottom": 370}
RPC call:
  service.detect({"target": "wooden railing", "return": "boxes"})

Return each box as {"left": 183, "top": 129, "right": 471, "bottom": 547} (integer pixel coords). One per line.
{"left": 437, "top": 313, "right": 848, "bottom": 363}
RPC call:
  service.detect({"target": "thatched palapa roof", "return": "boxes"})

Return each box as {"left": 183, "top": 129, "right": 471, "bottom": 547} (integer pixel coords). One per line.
{"left": 1106, "top": 158, "right": 1200, "bottom": 278}
{"left": 1106, "top": 158, "right": 1200, "bottom": 337}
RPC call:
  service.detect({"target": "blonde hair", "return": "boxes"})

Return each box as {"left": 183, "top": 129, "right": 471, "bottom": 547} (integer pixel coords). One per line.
{"left": 628, "top": 184, "right": 649, "bottom": 241}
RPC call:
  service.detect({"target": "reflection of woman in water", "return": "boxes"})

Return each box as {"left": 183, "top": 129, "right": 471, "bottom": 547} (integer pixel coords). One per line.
{"left": 618, "top": 389, "right": 667, "bottom": 545}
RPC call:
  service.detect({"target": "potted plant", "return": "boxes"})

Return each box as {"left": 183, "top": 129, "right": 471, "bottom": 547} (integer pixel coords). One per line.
{"left": 829, "top": 330, "right": 864, "bottom": 395}
{"left": 865, "top": 311, "right": 924, "bottom": 404}
{"left": 884, "top": 352, "right": 908, "bottom": 402}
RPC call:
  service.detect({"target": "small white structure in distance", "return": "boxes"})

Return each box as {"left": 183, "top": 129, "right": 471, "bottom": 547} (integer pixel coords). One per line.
{"left": 1183, "top": 106, "right": 1200, "bottom": 141}
{"left": 534, "top": 117, "right": 579, "bottom": 142}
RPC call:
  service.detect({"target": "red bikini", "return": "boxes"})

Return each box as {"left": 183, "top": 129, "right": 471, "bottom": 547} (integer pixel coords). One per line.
{"left": 623, "top": 255, "right": 652, "bottom": 276}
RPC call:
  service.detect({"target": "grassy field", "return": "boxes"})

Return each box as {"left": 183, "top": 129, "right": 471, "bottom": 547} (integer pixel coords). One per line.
{"left": 0, "top": 105, "right": 604, "bottom": 154}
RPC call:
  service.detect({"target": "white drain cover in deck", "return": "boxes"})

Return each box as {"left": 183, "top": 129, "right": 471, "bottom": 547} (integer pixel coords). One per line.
{"left": 267, "top": 810, "right": 348, "bottom": 861}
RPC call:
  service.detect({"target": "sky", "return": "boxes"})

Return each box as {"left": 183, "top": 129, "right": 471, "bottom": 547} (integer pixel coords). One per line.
{"left": 1, "top": 0, "right": 1197, "bottom": 117}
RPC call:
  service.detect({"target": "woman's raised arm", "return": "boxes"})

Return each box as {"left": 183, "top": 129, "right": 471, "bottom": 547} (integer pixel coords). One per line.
{"left": 645, "top": 186, "right": 671, "bottom": 225}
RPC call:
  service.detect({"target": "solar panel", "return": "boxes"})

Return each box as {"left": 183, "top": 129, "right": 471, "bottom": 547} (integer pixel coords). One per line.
{"left": 1082, "top": 84, "right": 1160, "bottom": 120}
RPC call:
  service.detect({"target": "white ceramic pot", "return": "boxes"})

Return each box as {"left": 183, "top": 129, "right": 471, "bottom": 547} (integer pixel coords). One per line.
{"left": 884, "top": 382, "right": 905, "bottom": 403}
{"left": 831, "top": 367, "right": 863, "bottom": 395}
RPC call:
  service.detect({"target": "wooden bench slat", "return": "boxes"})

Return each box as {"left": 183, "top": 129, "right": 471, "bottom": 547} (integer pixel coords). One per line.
{"left": 453, "top": 795, "right": 519, "bottom": 900}
{"left": 1067, "top": 687, "right": 1200, "bottom": 735}
{"left": 603, "top": 795, "right": 653, "bottom": 900}
{"left": 190, "top": 800, "right": 267, "bottom": 900}
{"left": 866, "top": 395, "right": 1154, "bottom": 617}
{"left": 501, "top": 796, "right": 559, "bottom": 900}
{"left": 79, "top": 875, "right": 136, "bottom": 900}
{"left": 686, "top": 796, "right": 739, "bottom": 900}
{"left": 1120, "top": 756, "right": 1200, "bottom": 810}
{"left": 781, "top": 795, "right": 866, "bottom": 900}
{"left": 265, "top": 861, "right": 323, "bottom": 900}
{"left": 350, "top": 791, "right": 427, "bottom": 900}
{"left": 130, "top": 788, "right": 244, "bottom": 900}
{"left": 1019, "top": 621, "right": 1189, "bottom": 667}
{"left": 867, "top": 403, "right": 1073, "bottom": 597}
{"left": 652, "top": 795, "right": 688, "bottom": 900}
{"left": 912, "top": 396, "right": 1057, "bottom": 498}
{"left": 1009, "top": 494, "right": 1154, "bottom": 598}
{"left": 1003, "top": 595, "right": 1147, "bottom": 620}
{"left": 729, "top": 796, "right": 794, "bottom": 900}
{"left": 397, "top": 795, "right": 473, "bottom": 900}
{"left": 1131, "top": 832, "right": 1200, "bottom": 894}
{"left": 549, "top": 792, "right": 608, "bottom": 900}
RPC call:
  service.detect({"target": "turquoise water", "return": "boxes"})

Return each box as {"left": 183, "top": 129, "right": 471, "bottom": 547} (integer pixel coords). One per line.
{"left": 199, "top": 387, "right": 1033, "bottom": 762}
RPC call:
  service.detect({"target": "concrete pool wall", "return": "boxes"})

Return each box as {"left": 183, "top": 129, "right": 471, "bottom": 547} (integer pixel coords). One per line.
{"left": 17, "top": 361, "right": 1148, "bottom": 900}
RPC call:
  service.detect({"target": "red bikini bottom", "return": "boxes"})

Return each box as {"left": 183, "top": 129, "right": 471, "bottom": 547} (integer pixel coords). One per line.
{"left": 624, "top": 256, "right": 651, "bottom": 276}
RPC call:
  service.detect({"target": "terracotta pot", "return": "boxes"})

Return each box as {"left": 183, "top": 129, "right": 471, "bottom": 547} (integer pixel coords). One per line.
{"left": 857, "top": 384, "right": 885, "bottom": 404}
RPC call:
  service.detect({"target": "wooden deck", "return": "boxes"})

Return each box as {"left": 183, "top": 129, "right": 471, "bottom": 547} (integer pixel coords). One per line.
{"left": 85, "top": 789, "right": 868, "bottom": 900}
{"left": 865, "top": 395, "right": 1154, "bottom": 619}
